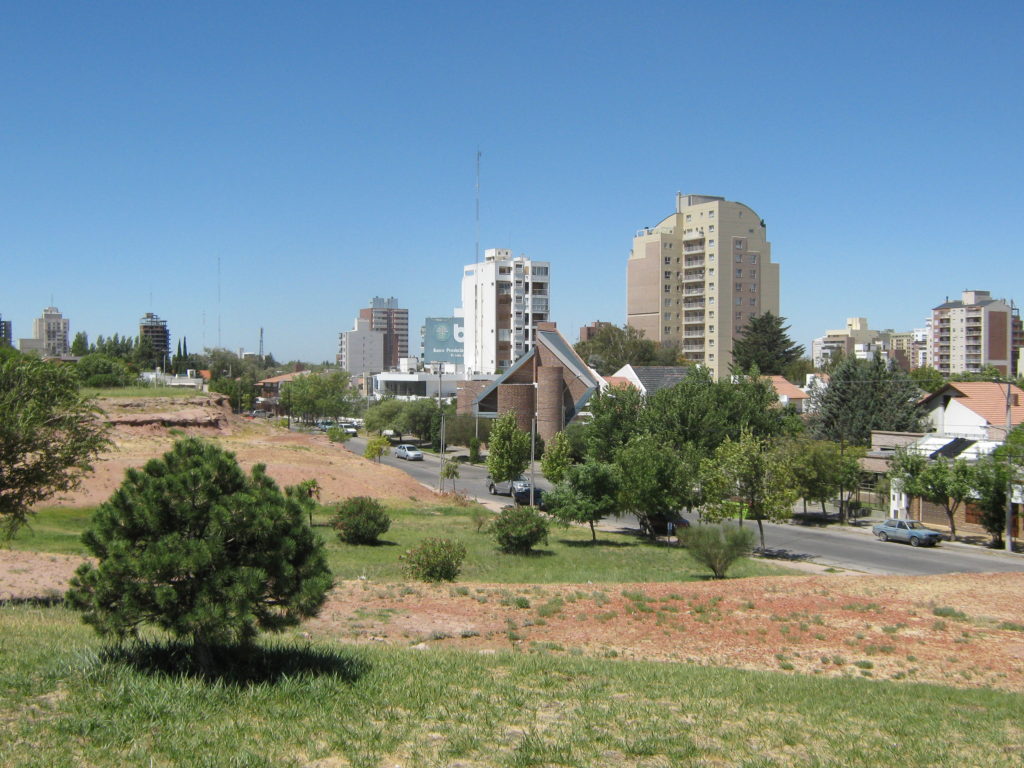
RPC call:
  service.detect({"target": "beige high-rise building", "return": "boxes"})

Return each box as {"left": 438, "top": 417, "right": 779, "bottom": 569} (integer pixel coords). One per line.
{"left": 931, "top": 290, "right": 1020, "bottom": 376}
{"left": 627, "top": 194, "right": 780, "bottom": 379}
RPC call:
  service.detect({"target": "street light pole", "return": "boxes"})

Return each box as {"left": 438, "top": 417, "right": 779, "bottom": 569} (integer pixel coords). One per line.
{"left": 1006, "top": 380, "right": 1015, "bottom": 553}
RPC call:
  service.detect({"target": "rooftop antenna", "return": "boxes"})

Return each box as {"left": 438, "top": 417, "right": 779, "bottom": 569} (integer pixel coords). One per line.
{"left": 259, "top": 327, "right": 264, "bottom": 361}
{"left": 475, "top": 148, "right": 481, "bottom": 264}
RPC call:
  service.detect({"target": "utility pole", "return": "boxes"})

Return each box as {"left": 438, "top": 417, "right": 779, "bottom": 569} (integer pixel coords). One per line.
{"left": 1006, "top": 380, "right": 1016, "bottom": 553}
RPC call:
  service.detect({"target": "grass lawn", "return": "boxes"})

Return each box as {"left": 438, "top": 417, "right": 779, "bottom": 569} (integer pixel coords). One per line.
{"left": 17, "top": 505, "right": 790, "bottom": 583}
{"left": 81, "top": 385, "right": 203, "bottom": 399}
{"left": 1, "top": 605, "right": 1021, "bottom": 768}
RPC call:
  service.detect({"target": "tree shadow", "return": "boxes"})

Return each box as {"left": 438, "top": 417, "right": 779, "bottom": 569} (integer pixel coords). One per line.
{"left": 0, "top": 594, "right": 67, "bottom": 608}
{"left": 756, "top": 547, "right": 814, "bottom": 562}
{"left": 558, "top": 539, "right": 636, "bottom": 549}
{"left": 99, "top": 638, "right": 371, "bottom": 686}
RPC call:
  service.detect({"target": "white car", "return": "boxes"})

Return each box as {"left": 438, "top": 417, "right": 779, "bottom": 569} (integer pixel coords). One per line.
{"left": 394, "top": 444, "right": 424, "bottom": 461}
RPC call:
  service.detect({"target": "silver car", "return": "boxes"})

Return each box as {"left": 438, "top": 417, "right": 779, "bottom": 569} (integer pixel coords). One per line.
{"left": 394, "top": 444, "right": 423, "bottom": 461}
{"left": 871, "top": 519, "right": 944, "bottom": 547}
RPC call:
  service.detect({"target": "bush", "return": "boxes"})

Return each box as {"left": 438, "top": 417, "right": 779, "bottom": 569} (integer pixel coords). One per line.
{"left": 680, "top": 524, "right": 754, "bottom": 579}
{"left": 492, "top": 505, "right": 549, "bottom": 554}
{"left": 468, "top": 437, "right": 481, "bottom": 464}
{"left": 66, "top": 438, "right": 332, "bottom": 651}
{"left": 402, "top": 538, "right": 467, "bottom": 582}
{"left": 332, "top": 496, "right": 391, "bottom": 544}
{"left": 326, "top": 427, "right": 348, "bottom": 443}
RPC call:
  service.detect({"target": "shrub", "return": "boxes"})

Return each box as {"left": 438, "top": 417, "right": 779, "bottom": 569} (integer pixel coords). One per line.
{"left": 681, "top": 524, "right": 754, "bottom": 579}
{"left": 66, "top": 438, "right": 332, "bottom": 653}
{"left": 402, "top": 538, "right": 467, "bottom": 582}
{"left": 332, "top": 497, "right": 391, "bottom": 544}
{"left": 492, "top": 505, "right": 549, "bottom": 554}
{"left": 326, "top": 427, "right": 349, "bottom": 443}
{"left": 468, "top": 437, "right": 481, "bottom": 464}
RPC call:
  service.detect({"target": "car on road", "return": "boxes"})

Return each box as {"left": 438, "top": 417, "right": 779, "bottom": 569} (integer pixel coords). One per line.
{"left": 512, "top": 485, "right": 546, "bottom": 509}
{"left": 872, "top": 519, "right": 944, "bottom": 547}
{"left": 488, "top": 476, "right": 530, "bottom": 496}
{"left": 394, "top": 444, "right": 424, "bottom": 461}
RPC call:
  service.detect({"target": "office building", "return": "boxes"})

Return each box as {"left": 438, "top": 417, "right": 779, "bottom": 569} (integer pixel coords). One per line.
{"left": 931, "top": 290, "right": 1020, "bottom": 376}
{"left": 460, "top": 248, "right": 551, "bottom": 375}
{"left": 627, "top": 193, "right": 780, "bottom": 379}
{"left": 0, "top": 314, "right": 11, "bottom": 347}
{"left": 359, "top": 297, "right": 408, "bottom": 369}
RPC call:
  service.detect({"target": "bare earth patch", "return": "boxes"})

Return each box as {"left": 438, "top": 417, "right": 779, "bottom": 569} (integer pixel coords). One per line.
{"left": 6, "top": 395, "right": 1023, "bottom": 693}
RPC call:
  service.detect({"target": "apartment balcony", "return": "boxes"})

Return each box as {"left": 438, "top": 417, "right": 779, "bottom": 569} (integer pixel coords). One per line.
{"left": 683, "top": 299, "right": 705, "bottom": 308}
{"left": 636, "top": 227, "right": 674, "bottom": 237}
{"left": 684, "top": 313, "right": 705, "bottom": 322}
{"left": 682, "top": 344, "right": 705, "bottom": 354}
{"left": 684, "top": 258, "right": 704, "bottom": 267}
{"left": 682, "top": 230, "right": 704, "bottom": 242}
{"left": 683, "top": 271, "right": 705, "bottom": 282}
{"left": 530, "top": 299, "right": 549, "bottom": 312}
{"left": 683, "top": 288, "right": 705, "bottom": 296}
{"left": 684, "top": 330, "right": 705, "bottom": 338}
{"left": 683, "top": 243, "right": 705, "bottom": 253}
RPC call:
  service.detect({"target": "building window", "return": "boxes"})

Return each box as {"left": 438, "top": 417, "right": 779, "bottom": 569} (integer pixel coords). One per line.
{"left": 664, "top": 256, "right": 671, "bottom": 265}
{"left": 663, "top": 298, "right": 672, "bottom": 307}
{"left": 709, "top": 339, "right": 715, "bottom": 347}
{"left": 664, "top": 271, "right": 671, "bottom": 279}
{"left": 708, "top": 325, "right": 714, "bottom": 332}
{"left": 708, "top": 282, "right": 715, "bottom": 290}
{"left": 709, "top": 225, "right": 715, "bottom": 232}
{"left": 735, "top": 283, "right": 743, "bottom": 292}
{"left": 664, "top": 285, "right": 670, "bottom": 293}
{"left": 709, "top": 253, "right": 715, "bottom": 261}
{"left": 735, "top": 254, "right": 742, "bottom": 262}
{"left": 709, "top": 310, "right": 714, "bottom": 318}
{"left": 750, "top": 254, "right": 758, "bottom": 264}
{"left": 664, "top": 327, "right": 672, "bottom": 334}
{"left": 708, "top": 268, "right": 714, "bottom": 276}
{"left": 736, "top": 269, "right": 742, "bottom": 277}
{"left": 749, "top": 269, "right": 756, "bottom": 279}
{"left": 664, "top": 312, "right": 672, "bottom": 320}
{"left": 709, "top": 297, "right": 715, "bottom": 304}
{"left": 708, "top": 210, "right": 715, "bottom": 218}
{"left": 736, "top": 312, "right": 743, "bottom": 320}
{"left": 735, "top": 298, "right": 742, "bottom": 306}
{"left": 685, "top": 214, "right": 692, "bottom": 221}
{"left": 750, "top": 298, "right": 756, "bottom": 306}
{"left": 709, "top": 353, "right": 715, "bottom": 360}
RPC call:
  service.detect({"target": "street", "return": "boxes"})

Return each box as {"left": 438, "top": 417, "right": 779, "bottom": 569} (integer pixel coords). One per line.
{"left": 347, "top": 436, "right": 1024, "bottom": 577}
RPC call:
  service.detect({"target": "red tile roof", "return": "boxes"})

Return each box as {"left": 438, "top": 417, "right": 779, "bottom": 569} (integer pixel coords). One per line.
{"left": 924, "top": 381, "right": 1024, "bottom": 427}
{"left": 767, "top": 375, "right": 809, "bottom": 400}
{"left": 603, "top": 376, "right": 635, "bottom": 390}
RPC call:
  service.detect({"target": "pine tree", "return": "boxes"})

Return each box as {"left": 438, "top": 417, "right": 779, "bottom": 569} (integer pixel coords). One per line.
{"left": 730, "top": 312, "right": 805, "bottom": 375}
{"left": 67, "top": 438, "right": 332, "bottom": 656}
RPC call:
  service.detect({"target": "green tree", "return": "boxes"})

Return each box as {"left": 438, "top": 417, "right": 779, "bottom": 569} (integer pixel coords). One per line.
{"left": 585, "top": 385, "right": 647, "bottom": 462}
{"left": 971, "top": 455, "right": 1009, "bottom": 547}
{"left": 787, "top": 440, "right": 842, "bottom": 515}
{"left": 440, "top": 460, "right": 460, "bottom": 492}
{"left": 701, "top": 431, "right": 799, "bottom": 551}
{"left": 66, "top": 439, "right": 331, "bottom": 661}
{"left": 545, "top": 461, "right": 620, "bottom": 541}
{"left": 906, "top": 458, "right": 976, "bottom": 541}
{"left": 363, "top": 435, "right": 390, "bottom": 462}
{"left": 281, "top": 371, "right": 357, "bottom": 424}
{"left": 75, "top": 353, "right": 135, "bottom": 387}
{"left": 782, "top": 357, "right": 817, "bottom": 386}
{"left": 730, "top": 312, "right": 805, "bottom": 375}
{"left": 615, "top": 434, "right": 697, "bottom": 537}
{"left": 400, "top": 398, "right": 437, "bottom": 442}
{"left": 364, "top": 398, "right": 407, "bottom": 436}
{"left": 539, "top": 429, "right": 573, "bottom": 484}
{"left": 908, "top": 366, "right": 946, "bottom": 394}
{"left": 70, "top": 331, "right": 89, "bottom": 356}
{"left": 574, "top": 324, "right": 678, "bottom": 375}
{"left": 0, "top": 358, "right": 110, "bottom": 539}
{"left": 810, "top": 355, "right": 924, "bottom": 447}
{"left": 486, "top": 411, "right": 531, "bottom": 486}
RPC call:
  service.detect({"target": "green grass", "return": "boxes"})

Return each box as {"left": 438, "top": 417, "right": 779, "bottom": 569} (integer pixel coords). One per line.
{"left": 17, "top": 504, "right": 790, "bottom": 583}
{"left": 82, "top": 385, "right": 204, "bottom": 399}
{"left": 1, "top": 605, "right": 1021, "bottom": 768}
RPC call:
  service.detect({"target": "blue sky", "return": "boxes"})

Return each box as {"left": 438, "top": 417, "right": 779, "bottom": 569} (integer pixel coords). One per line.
{"left": 3, "top": 1, "right": 1022, "bottom": 363}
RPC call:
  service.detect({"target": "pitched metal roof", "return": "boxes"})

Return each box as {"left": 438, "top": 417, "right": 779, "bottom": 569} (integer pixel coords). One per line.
{"left": 630, "top": 366, "right": 692, "bottom": 394}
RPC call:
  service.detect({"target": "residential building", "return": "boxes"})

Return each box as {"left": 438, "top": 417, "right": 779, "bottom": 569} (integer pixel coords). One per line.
{"left": 811, "top": 318, "right": 892, "bottom": 369}
{"left": 919, "top": 381, "right": 1024, "bottom": 441}
{"left": 627, "top": 193, "right": 780, "bottom": 379}
{"left": 359, "top": 297, "right": 408, "bottom": 369}
{"left": 338, "top": 318, "right": 385, "bottom": 377}
{"left": 460, "top": 248, "right": 551, "bottom": 375}
{"left": 931, "top": 290, "right": 1020, "bottom": 376}
{"left": 138, "top": 312, "right": 171, "bottom": 361}
{"left": 605, "top": 364, "right": 692, "bottom": 396}
{"left": 462, "top": 323, "right": 599, "bottom": 443}
{"left": 766, "top": 375, "right": 811, "bottom": 413}
{"left": 20, "top": 306, "right": 70, "bottom": 356}
{"left": 0, "top": 314, "right": 11, "bottom": 347}
{"left": 888, "top": 327, "right": 929, "bottom": 371}
{"left": 578, "top": 320, "right": 614, "bottom": 343}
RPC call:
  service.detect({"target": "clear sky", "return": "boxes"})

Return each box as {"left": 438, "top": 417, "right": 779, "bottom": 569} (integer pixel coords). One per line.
{"left": 3, "top": 1, "right": 1022, "bottom": 364}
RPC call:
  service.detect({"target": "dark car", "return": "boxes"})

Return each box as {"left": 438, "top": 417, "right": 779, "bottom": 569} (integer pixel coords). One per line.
{"left": 512, "top": 486, "right": 546, "bottom": 510}
{"left": 871, "top": 519, "right": 944, "bottom": 547}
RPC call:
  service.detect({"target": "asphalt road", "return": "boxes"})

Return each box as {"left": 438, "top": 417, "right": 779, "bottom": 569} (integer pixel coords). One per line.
{"left": 348, "top": 436, "right": 1024, "bottom": 576}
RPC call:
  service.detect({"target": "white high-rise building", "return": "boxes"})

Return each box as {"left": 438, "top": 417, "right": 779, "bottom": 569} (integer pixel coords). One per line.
{"left": 460, "top": 248, "right": 551, "bottom": 375}
{"left": 20, "top": 306, "right": 70, "bottom": 357}
{"left": 337, "top": 318, "right": 385, "bottom": 376}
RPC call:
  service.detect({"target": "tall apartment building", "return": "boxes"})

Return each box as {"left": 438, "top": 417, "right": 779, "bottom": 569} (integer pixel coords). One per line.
{"left": 138, "top": 313, "right": 171, "bottom": 360}
{"left": 460, "top": 248, "right": 551, "bottom": 375}
{"left": 358, "top": 297, "right": 408, "bottom": 369}
{"left": 627, "top": 193, "right": 780, "bottom": 379}
{"left": 337, "top": 318, "right": 385, "bottom": 376}
{"left": 20, "top": 306, "right": 70, "bottom": 356}
{"left": 931, "top": 290, "right": 1021, "bottom": 376}
{"left": 0, "top": 314, "right": 11, "bottom": 347}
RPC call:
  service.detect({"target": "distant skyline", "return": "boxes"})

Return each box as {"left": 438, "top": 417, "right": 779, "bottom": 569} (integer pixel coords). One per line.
{"left": 3, "top": 2, "right": 1022, "bottom": 363}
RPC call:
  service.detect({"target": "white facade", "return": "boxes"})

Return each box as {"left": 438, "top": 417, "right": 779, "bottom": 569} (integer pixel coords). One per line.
{"left": 460, "top": 248, "right": 551, "bottom": 375}
{"left": 21, "top": 306, "right": 70, "bottom": 356}
{"left": 338, "top": 318, "right": 385, "bottom": 376}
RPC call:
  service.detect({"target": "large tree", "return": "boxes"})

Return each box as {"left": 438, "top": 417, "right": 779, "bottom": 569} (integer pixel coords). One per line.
{"left": 574, "top": 324, "right": 678, "bottom": 376}
{"left": 730, "top": 312, "right": 804, "bottom": 375}
{"left": 701, "top": 431, "right": 799, "bottom": 551}
{"left": 615, "top": 434, "right": 699, "bottom": 537}
{"left": 545, "top": 461, "right": 620, "bottom": 542}
{"left": 281, "top": 371, "right": 358, "bottom": 424}
{"left": 67, "top": 439, "right": 331, "bottom": 663}
{"left": 810, "top": 354, "right": 924, "bottom": 447}
{"left": 0, "top": 358, "right": 110, "bottom": 539}
{"left": 485, "top": 411, "right": 531, "bottom": 485}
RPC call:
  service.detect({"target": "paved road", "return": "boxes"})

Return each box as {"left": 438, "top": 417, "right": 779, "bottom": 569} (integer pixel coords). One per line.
{"left": 349, "top": 436, "right": 1024, "bottom": 576}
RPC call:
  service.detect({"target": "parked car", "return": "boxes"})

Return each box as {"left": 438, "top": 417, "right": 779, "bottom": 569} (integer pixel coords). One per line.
{"left": 487, "top": 476, "right": 530, "bottom": 496}
{"left": 342, "top": 425, "right": 358, "bottom": 436}
{"left": 512, "top": 486, "right": 546, "bottom": 509}
{"left": 871, "top": 519, "right": 944, "bottom": 547}
{"left": 394, "top": 444, "right": 423, "bottom": 461}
